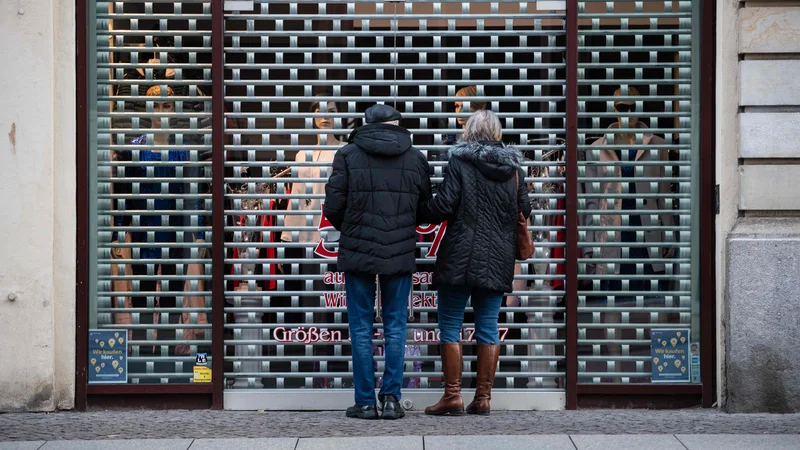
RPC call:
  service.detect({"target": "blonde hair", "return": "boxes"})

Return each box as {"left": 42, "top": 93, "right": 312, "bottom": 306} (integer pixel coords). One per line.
{"left": 146, "top": 85, "right": 175, "bottom": 97}
{"left": 456, "top": 86, "right": 487, "bottom": 112}
{"left": 461, "top": 109, "right": 502, "bottom": 142}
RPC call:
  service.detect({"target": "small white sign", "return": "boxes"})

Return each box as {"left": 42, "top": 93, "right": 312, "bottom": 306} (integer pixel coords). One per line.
{"left": 536, "top": 1, "right": 567, "bottom": 11}
{"left": 225, "top": 1, "right": 254, "bottom": 11}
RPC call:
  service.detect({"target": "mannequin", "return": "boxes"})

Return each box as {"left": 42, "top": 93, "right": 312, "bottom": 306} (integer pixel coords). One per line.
{"left": 581, "top": 86, "right": 675, "bottom": 381}
{"left": 442, "top": 85, "right": 488, "bottom": 146}
{"left": 111, "top": 85, "right": 208, "bottom": 358}
{"left": 281, "top": 94, "right": 343, "bottom": 388}
{"left": 110, "top": 29, "right": 218, "bottom": 152}
{"left": 282, "top": 94, "right": 341, "bottom": 245}
{"left": 582, "top": 86, "right": 674, "bottom": 285}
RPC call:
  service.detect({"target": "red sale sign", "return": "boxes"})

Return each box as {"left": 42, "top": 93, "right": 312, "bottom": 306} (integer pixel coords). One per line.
{"left": 314, "top": 204, "right": 447, "bottom": 259}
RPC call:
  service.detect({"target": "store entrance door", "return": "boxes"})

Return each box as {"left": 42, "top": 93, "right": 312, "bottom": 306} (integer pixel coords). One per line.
{"left": 220, "top": 0, "right": 568, "bottom": 410}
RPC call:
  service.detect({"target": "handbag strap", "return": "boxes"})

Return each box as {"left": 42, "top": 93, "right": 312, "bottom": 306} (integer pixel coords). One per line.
{"left": 514, "top": 171, "right": 520, "bottom": 213}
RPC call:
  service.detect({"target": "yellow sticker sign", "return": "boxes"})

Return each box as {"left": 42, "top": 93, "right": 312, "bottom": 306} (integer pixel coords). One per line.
{"left": 193, "top": 366, "right": 212, "bottom": 383}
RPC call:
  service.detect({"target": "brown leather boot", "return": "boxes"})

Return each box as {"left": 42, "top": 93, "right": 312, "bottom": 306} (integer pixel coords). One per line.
{"left": 424, "top": 342, "right": 465, "bottom": 416}
{"left": 466, "top": 344, "right": 500, "bottom": 415}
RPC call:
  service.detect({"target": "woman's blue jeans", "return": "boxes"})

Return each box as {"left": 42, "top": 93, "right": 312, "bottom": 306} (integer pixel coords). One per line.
{"left": 437, "top": 285, "right": 504, "bottom": 345}
{"left": 345, "top": 272, "right": 411, "bottom": 406}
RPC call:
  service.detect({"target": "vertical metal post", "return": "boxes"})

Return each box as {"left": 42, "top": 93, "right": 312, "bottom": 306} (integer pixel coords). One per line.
{"left": 75, "top": 0, "right": 89, "bottom": 412}
{"left": 699, "top": 0, "right": 717, "bottom": 409}
{"left": 211, "top": 0, "right": 225, "bottom": 410}
{"left": 565, "top": 0, "right": 579, "bottom": 410}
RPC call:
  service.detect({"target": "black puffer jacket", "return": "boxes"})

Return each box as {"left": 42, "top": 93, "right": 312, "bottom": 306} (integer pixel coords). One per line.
{"left": 325, "top": 124, "right": 432, "bottom": 275}
{"left": 419, "top": 141, "right": 531, "bottom": 293}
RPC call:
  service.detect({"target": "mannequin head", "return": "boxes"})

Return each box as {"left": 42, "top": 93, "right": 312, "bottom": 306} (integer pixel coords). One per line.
{"left": 310, "top": 94, "right": 338, "bottom": 131}
{"left": 613, "top": 86, "right": 640, "bottom": 130}
{"left": 455, "top": 86, "right": 488, "bottom": 127}
{"left": 147, "top": 85, "right": 175, "bottom": 129}
{"left": 310, "top": 93, "right": 340, "bottom": 145}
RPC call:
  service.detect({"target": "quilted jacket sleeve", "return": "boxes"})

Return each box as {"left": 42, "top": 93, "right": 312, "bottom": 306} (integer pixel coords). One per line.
{"left": 324, "top": 149, "right": 349, "bottom": 231}
{"left": 517, "top": 167, "right": 532, "bottom": 219}
{"left": 418, "top": 157, "right": 462, "bottom": 225}
{"left": 417, "top": 153, "right": 433, "bottom": 210}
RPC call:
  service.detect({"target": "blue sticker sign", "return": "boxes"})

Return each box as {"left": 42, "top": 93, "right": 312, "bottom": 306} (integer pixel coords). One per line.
{"left": 651, "top": 329, "right": 690, "bottom": 383}
{"left": 88, "top": 329, "right": 128, "bottom": 384}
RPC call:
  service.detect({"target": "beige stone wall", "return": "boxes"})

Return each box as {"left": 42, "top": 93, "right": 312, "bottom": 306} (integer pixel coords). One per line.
{"left": 738, "top": 4, "right": 800, "bottom": 206}
{"left": 0, "top": 0, "right": 76, "bottom": 411}
{"left": 721, "top": 0, "right": 800, "bottom": 411}
{"left": 716, "top": 0, "right": 741, "bottom": 409}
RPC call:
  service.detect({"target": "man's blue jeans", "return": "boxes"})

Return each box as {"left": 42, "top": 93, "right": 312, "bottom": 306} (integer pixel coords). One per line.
{"left": 345, "top": 272, "right": 411, "bottom": 406}
{"left": 438, "top": 285, "right": 504, "bottom": 345}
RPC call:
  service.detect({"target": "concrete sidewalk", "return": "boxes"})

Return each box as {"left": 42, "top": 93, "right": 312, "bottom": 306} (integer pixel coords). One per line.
{"left": 3, "top": 435, "right": 800, "bottom": 450}
{"left": 2, "top": 409, "right": 799, "bottom": 441}
{"left": 1, "top": 409, "right": 799, "bottom": 449}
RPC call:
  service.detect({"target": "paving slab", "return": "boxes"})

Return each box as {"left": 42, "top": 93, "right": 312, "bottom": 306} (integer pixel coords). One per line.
{"left": 0, "top": 442, "right": 46, "bottom": 450}
{"left": 676, "top": 434, "right": 800, "bottom": 450}
{"left": 571, "top": 434, "right": 685, "bottom": 450}
{"left": 40, "top": 440, "right": 192, "bottom": 450}
{"left": 424, "top": 435, "right": 575, "bottom": 450}
{"left": 190, "top": 438, "right": 298, "bottom": 450}
{"left": 296, "top": 436, "right": 422, "bottom": 450}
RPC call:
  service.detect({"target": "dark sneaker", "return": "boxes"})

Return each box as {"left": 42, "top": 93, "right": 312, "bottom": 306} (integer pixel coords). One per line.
{"left": 380, "top": 395, "right": 405, "bottom": 420}
{"left": 346, "top": 404, "right": 379, "bottom": 420}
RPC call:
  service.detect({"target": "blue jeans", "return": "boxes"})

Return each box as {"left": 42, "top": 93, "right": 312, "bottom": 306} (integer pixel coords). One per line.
{"left": 437, "top": 285, "right": 504, "bottom": 345}
{"left": 345, "top": 272, "right": 411, "bottom": 406}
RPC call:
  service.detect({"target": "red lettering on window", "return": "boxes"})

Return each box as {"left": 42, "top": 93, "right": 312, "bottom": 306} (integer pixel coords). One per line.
{"left": 314, "top": 204, "right": 339, "bottom": 258}
{"left": 315, "top": 206, "right": 448, "bottom": 259}
{"left": 425, "top": 221, "right": 447, "bottom": 258}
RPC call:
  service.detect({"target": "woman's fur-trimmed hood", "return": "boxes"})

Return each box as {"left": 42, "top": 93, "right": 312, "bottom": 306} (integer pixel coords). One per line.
{"left": 449, "top": 141, "right": 522, "bottom": 181}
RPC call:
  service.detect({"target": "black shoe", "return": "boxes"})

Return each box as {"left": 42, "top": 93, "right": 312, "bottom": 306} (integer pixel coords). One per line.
{"left": 346, "top": 404, "right": 379, "bottom": 420}
{"left": 380, "top": 395, "right": 405, "bottom": 420}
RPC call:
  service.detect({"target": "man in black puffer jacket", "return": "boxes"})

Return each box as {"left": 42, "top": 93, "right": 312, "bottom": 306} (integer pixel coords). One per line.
{"left": 325, "top": 104, "right": 431, "bottom": 420}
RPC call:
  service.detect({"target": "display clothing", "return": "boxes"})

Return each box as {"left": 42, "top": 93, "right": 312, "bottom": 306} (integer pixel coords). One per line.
{"left": 597, "top": 149, "right": 667, "bottom": 296}
{"left": 418, "top": 141, "right": 532, "bottom": 294}
{"left": 580, "top": 122, "right": 674, "bottom": 274}
{"left": 231, "top": 209, "right": 278, "bottom": 292}
{"left": 324, "top": 123, "right": 432, "bottom": 275}
{"left": 111, "top": 135, "right": 208, "bottom": 355}
{"left": 620, "top": 149, "right": 650, "bottom": 288}
{"left": 112, "top": 135, "right": 206, "bottom": 254}
{"left": 282, "top": 145, "right": 340, "bottom": 244}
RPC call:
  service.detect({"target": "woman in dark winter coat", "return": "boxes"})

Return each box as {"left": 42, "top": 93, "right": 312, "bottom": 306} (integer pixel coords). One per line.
{"left": 419, "top": 110, "right": 532, "bottom": 416}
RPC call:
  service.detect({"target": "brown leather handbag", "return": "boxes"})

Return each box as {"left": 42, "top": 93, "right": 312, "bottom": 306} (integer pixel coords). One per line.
{"left": 515, "top": 171, "right": 534, "bottom": 260}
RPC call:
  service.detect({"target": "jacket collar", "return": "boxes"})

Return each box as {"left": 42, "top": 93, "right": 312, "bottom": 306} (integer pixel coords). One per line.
{"left": 448, "top": 140, "right": 522, "bottom": 169}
